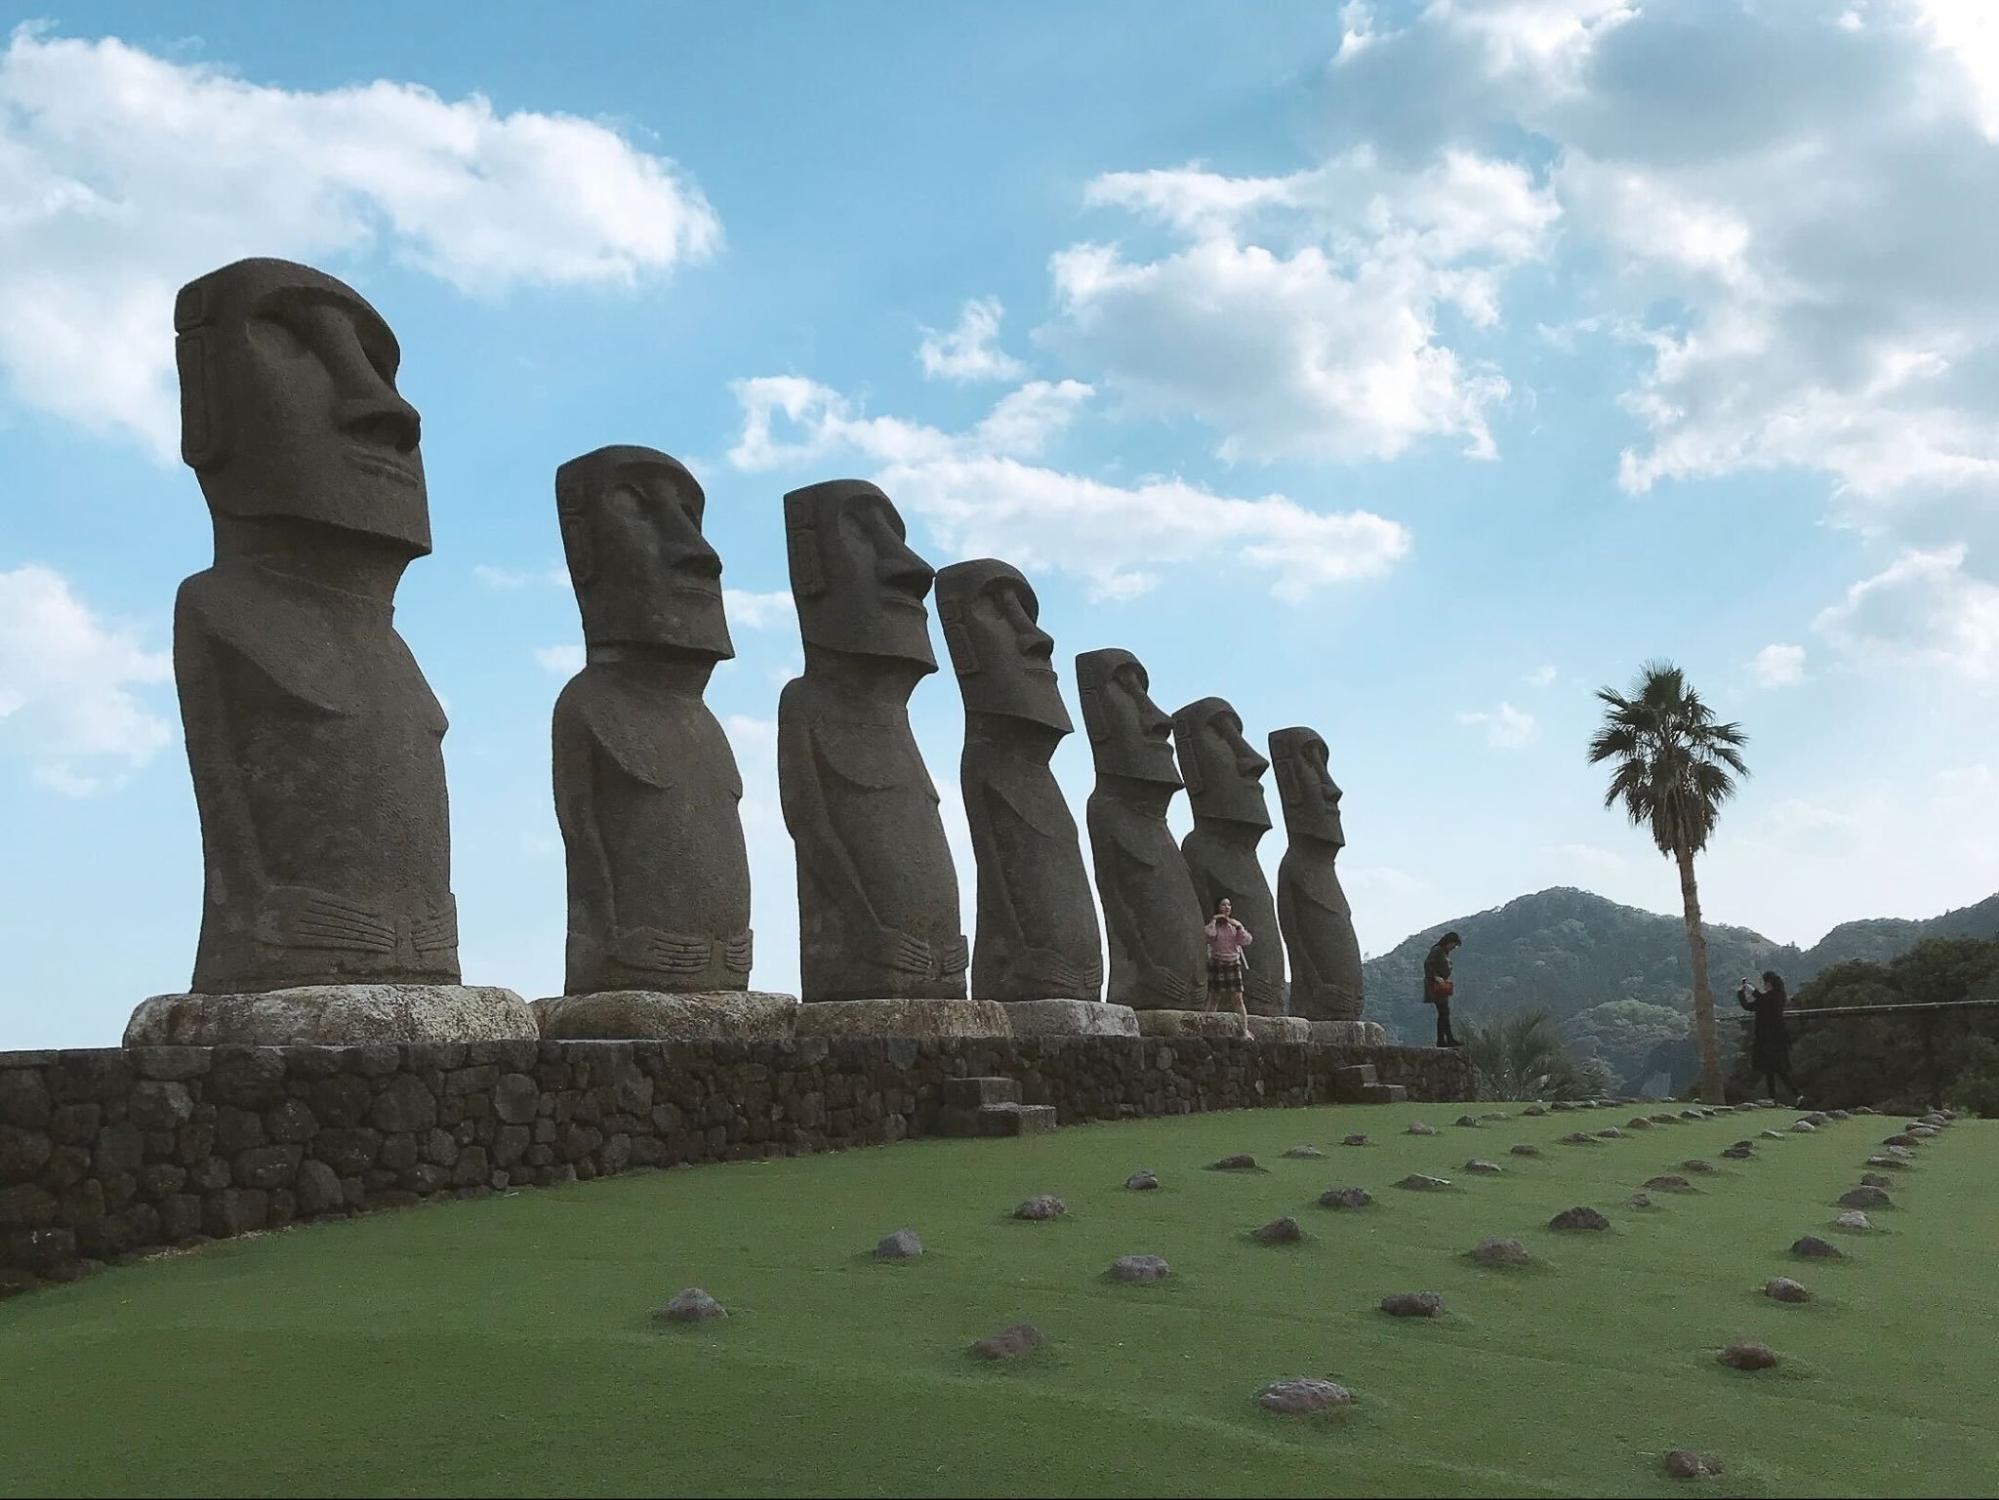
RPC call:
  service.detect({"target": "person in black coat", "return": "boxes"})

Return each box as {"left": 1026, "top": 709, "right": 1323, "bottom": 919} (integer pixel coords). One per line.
{"left": 1738, "top": 970, "right": 1799, "bottom": 1105}
{"left": 1423, "top": 931, "right": 1462, "bottom": 1048}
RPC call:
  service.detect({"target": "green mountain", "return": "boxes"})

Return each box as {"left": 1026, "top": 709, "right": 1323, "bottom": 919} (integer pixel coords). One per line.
{"left": 1360, "top": 887, "right": 1999, "bottom": 1087}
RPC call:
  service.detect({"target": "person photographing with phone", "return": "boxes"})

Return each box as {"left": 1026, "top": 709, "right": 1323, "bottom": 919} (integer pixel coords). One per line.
{"left": 1738, "top": 970, "right": 1799, "bottom": 1105}
{"left": 1423, "top": 930, "right": 1462, "bottom": 1047}
{"left": 1202, "top": 897, "right": 1252, "bottom": 1022}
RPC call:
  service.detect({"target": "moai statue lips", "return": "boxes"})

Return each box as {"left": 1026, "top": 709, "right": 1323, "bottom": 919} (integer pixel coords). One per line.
{"left": 551, "top": 445, "right": 753, "bottom": 1001}
{"left": 938, "top": 560, "right": 1100, "bottom": 1005}
{"left": 1270, "top": 726, "right": 1363, "bottom": 1023}
{"left": 1175, "top": 696, "right": 1284, "bottom": 1016}
{"left": 1078, "top": 648, "right": 1206, "bottom": 1012}
{"left": 780, "top": 481, "right": 966, "bottom": 1004}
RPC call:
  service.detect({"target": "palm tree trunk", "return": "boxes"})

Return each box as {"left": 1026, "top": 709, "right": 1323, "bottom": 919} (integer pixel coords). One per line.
{"left": 1674, "top": 841, "right": 1724, "bottom": 1103}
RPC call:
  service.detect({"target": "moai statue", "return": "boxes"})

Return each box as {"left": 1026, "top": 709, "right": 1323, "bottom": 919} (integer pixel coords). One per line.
{"left": 1077, "top": 649, "right": 1207, "bottom": 1012}
{"left": 1174, "top": 697, "right": 1285, "bottom": 1017}
{"left": 127, "top": 256, "right": 532, "bottom": 1044}
{"left": 936, "top": 560, "right": 1102, "bottom": 1004}
{"left": 545, "top": 446, "right": 759, "bottom": 1008}
{"left": 1269, "top": 726, "right": 1364, "bottom": 1021}
{"left": 778, "top": 480, "right": 970, "bottom": 1008}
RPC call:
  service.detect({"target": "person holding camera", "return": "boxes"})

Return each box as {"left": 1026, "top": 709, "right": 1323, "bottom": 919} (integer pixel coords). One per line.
{"left": 1738, "top": 970, "right": 1799, "bottom": 1105}
{"left": 1423, "top": 930, "right": 1462, "bottom": 1047}
{"left": 1202, "top": 897, "right": 1252, "bottom": 1021}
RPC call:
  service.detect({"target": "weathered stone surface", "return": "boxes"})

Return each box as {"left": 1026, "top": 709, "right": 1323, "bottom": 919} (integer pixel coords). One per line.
{"left": 1319, "top": 1186, "right": 1372, "bottom": 1209}
{"left": 1210, "top": 1153, "right": 1258, "bottom": 1171}
{"left": 370, "top": 1074, "right": 438, "bottom": 1133}
{"left": 1792, "top": 1235, "right": 1843, "bottom": 1259}
{"left": 1765, "top": 1277, "right": 1811, "bottom": 1303}
{"left": 1791, "top": 1120, "right": 1817, "bottom": 1134}
{"left": 1133, "top": 1009, "right": 1246, "bottom": 1039}
{"left": 1665, "top": 1451, "right": 1723, "bottom": 1479}
{"left": 533, "top": 991, "right": 798, "bottom": 1041}
{"left": 1464, "top": 1159, "right": 1502, "bottom": 1175}
{"left": 1682, "top": 1159, "right": 1717, "bottom": 1174}
{"left": 1832, "top": 1210, "right": 1873, "bottom": 1231}
{"left": 1124, "top": 1170, "right": 1160, "bottom": 1191}
{"left": 1509, "top": 1143, "right": 1541, "bottom": 1157}
{"left": 1254, "top": 1215, "right": 1304, "bottom": 1245}
{"left": 1522, "top": 1105, "right": 1548, "bottom": 1117}
{"left": 1014, "top": 1195, "right": 1066, "bottom": 1221}
{"left": 938, "top": 560, "right": 1101, "bottom": 1005}
{"left": 1859, "top": 1172, "right": 1891, "bottom": 1189}
{"left": 1550, "top": 1206, "right": 1610, "bottom": 1231}
{"left": 1396, "top": 1174, "right": 1451, "bottom": 1191}
{"left": 1283, "top": 1144, "right": 1325, "bottom": 1159}
{"left": 1719, "top": 1342, "right": 1778, "bottom": 1371}
{"left": 1407, "top": 1121, "right": 1438, "bottom": 1136}
{"left": 1455, "top": 1115, "right": 1480, "bottom": 1128}
{"left": 1625, "top": 1116, "right": 1654, "bottom": 1130}
{"left": 970, "top": 1322, "right": 1046, "bottom": 1360}
{"left": 656, "top": 1287, "right": 727, "bottom": 1323}
{"left": 1257, "top": 1378, "right": 1352, "bottom": 1415}
{"left": 1469, "top": 1237, "right": 1530, "bottom": 1266}
{"left": 1173, "top": 697, "right": 1283, "bottom": 1016}
{"left": 1308, "top": 1020, "right": 1387, "bottom": 1046}
{"left": 781, "top": 480, "right": 965, "bottom": 1005}
{"left": 1596, "top": 1127, "right": 1625, "bottom": 1139}
{"left": 1268, "top": 727, "right": 1363, "bottom": 1022}
{"left": 1245, "top": 1016, "right": 1311, "bottom": 1043}
{"left": 875, "top": 1229, "right": 923, "bottom": 1260}
{"left": 550, "top": 446, "right": 752, "bottom": 999}
{"left": 790, "top": 999, "right": 1010, "bottom": 1039}
{"left": 1646, "top": 1175, "right": 1696, "bottom": 1193}
{"left": 1110, "top": 1253, "right": 1171, "bottom": 1282}
{"left": 1003, "top": 1000, "right": 1137, "bottom": 1038}
{"left": 1627, "top": 1193, "right": 1653, "bottom": 1209}
{"left": 1380, "top": 1291, "right": 1443, "bottom": 1317}
{"left": 1839, "top": 1185, "right": 1891, "bottom": 1209}
{"left": 1342, "top": 1133, "right": 1369, "bottom": 1147}
{"left": 127, "top": 987, "right": 535, "bottom": 1047}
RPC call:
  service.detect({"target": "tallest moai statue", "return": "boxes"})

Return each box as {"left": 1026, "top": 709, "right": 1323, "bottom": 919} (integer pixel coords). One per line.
{"left": 125, "top": 257, "right": 533, "bottom": 1045}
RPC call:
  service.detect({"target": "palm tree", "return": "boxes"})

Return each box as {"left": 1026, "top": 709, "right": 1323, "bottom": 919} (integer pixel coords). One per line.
{"left": 1588, "top": 662, "right": 1749, "bottom": 1104}
{"left": 1461, "top": 1008, "right": 1591, "bottom": 1101}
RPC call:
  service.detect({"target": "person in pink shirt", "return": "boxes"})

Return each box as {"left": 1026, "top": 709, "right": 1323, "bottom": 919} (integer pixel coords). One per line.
{"left": 1202, "top": 897, "right": 1252, "bottom": 1019}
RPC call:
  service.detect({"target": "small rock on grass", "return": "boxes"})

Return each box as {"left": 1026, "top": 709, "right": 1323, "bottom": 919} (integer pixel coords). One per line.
{"left": 1832, "top": 1210, "right": 1874, "bottom": 1231}
{"left": 1465, "top": 1159, "right": 1503, "bottom": 1175}
{"left": 1210, "top": 1153, "right": 1258, "bottom": 1171}
{"left": 1469, "top": 1236, "right": 1531, "bottom": 1265}
{"left": 656, "top": 1287, "right": 727, "bottom": 1323}
{"left": 1510, "top": 1143, "right": 1542, "bottom": 1157}
{"left": 1883, "top": 1133, "right": 1920, "bottom": 1148}
{"left": 1560, "top": 1131, "right": 1600, "bottom": 1146}
{"left": 1255, "top": 1216, "right": 1305, "bottom": 1245}
{"left": 1455, "top": 1115, "right": 1480, "bottom": 1127}
{"left": 1283, "top": 1144, "right": 1325, "bottom": 1159}
{"left": 1762, "top": 1130, "right": 1786, "bottom": 1140}
{"left": 1342, "top": 1133, "right": 1369, "bottom": 1147}
{"left": 1791, "top": 1121, "right": 1817, "bottom": 1134}
{"left": 1407, "top": 1122, "right": 1439, "bottom": 1136}
{"left": 1257, "top": 1378, "right": 1352, "bottom": 1415}
{"left": 1110, "top": 1254, "right": 1171, "bottom": 1282}
{"left": 1014, "top": 1195, "right": 1066, "bottom": 1221}
{"left": 1627, "top": 1192, "right": 1654, "bottom": 1209}
{"left": 1650, "top": 1113, "right": 1681, "bottom": 1125}
{"left": 1396, "top": 1173, "right": 1452, "bottom": 1191}
{"left": 1596, "top": 1127, "right": 1625, "bottom": 1139}
{"left": 1792, "top": 1235, "right": 1843, "bottom": 1259}
{"left": 1319, "top": 1186, "right": 1372, "bottom": 1209}
{"left": 1719, "top": 1342, "right": 1778, "bottom": 1371}
{"left": 970, "top": 1323, "right": 1046, "bottom": 1360}
{"left": 1522, "top": 1105, "right": 1548, "bottom": 1117}
{"left": 1550, "top": 1206, "right": 1610, "bottom": 1231}
{"left": 1682, "top": 1160, "right": 1717, "bottom": 1174}
{"left": 1838, "top": 1185, "right": 1891, "bottom": 1209}
{"left": 1380, "top": 1291, "right": 1444, "bottom": 1318}
{"left": 1626, "top": 1116, "right": 1655, "bottom": 1130}
{"left": 1125, "top": 1170, "right": 1160, "bottom": 1191}
{"left": 1859, "top": 1172, "right": 1891, "bottom": 1189}
{"left": 1765, "top": 1277, "right": 1811, "bottom": 1303}
{"left": 1665, "top": 1450, "right": 1725, "bottom": 1479}
{"left": 1479, "top": 1111, "right": 1510, "bottom": 1121}
{"left": 1720, "top": 1145, "right": 1754, "bottom": 1161}
{"left": 876, "top": 1229, "right": 924, "bottom": 1260}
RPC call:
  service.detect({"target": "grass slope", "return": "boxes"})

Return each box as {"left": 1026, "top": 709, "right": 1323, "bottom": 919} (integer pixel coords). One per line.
{"left": 2, "top": 1106, "right": 1993, "bottom": 1498}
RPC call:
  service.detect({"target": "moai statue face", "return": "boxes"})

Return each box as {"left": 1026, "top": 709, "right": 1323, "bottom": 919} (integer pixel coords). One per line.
{"left": 1269, "top": 727, "right": 1345, "bottom": 848}
{"left": 1076, "top": 648, "right": 1180, "bottom": 786}
{"left": 784, "top": 480, "right": 936, "bottom": 669}
{"left": 556, "top": 445, "right": 733, "bottom": 660}
{"left": 935, "top": 559, "right": 1071, "bottom": 734}
{"left": 1173, "top": 696, "right": 1272, "bottom": 830}
{"left": 175, "top": 257, "right": 429, "bottom": 554}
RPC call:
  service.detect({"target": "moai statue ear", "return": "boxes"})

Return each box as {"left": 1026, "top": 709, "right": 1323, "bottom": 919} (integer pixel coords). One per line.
{"left": 1274, "top": 756, "right": 1302, "bottom": 807}
{"left": 936, "top": 591, "right": 978, "bottom": 675}
{"left": 559, "top": 513, "right": 595, "bottom": 588}
{"left": 786, "top": 514, "right": 825, "bottom": 598}
{"left": 1079, "top": 687, "right": 1109, "bottom": 744}
{"left": 174, "top": 283, "right": 227, "bottom": 470}
{"left": 1171, "top": 709, "right": 1204, "bottom": 796}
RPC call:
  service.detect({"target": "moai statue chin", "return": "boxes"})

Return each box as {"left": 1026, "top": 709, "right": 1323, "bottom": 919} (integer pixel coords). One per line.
{"left": 777, "top": 480, "right": 969, "bottom": 1005}
{"left": 937, "top": 560, "right": 1101, "bottom": 1004}
{"left": 1077, "top": 649, "right": 1207, "bottom": 1012}
{"left": 127, "top": 256, "right": 533, "bottom": 1045}
{"left": 1174, "top": 696, "right": 1285, "bottom": 1016}
{"left": 549, "top": 445, "right": 754, "bottom": 999}
{"left": 1269, "top": 726, "right": 1364, "bottom": 1022}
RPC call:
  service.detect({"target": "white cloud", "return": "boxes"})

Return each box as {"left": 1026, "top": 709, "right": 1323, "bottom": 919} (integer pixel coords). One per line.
{"left": 0, "top": 564, "right": 171, "bottom": 792}
{"left": 0, "top": 26, "right": 721, "bottom": 460}
{"left": 1813, "top": 545, "right": 1999, "bottom": 681}
{"left": 533, "top": 644, "right": 584, "bottom": 676}
{"left": 1039, "top": 147, "right": 1556, "bottom": 464}
{"left": 916, "top": 297, "right": 1026, "bottom": 383}
{"left": 1749, "top": 642, "right": 1807, "bottom": 687}
{"left": 1527, "top": 663, "right": 1558, "bottom": 687}
{"left": 1456, "top": 700, "right": 1538, "bottom": 748}
{"left": 726, "top": 376, "right": 1410, "bottom": 602}
{"left": 1545, "top": 841, "right": 1627, "bottom": 875}
{"left": 722, "top": 589, "right": 794, "bottom": 629}
{"left": 474, "top": 563, "right": 572, "bottom": 590}
{"left": 1757, "top": 797, "right": 1865, "bottom": 858}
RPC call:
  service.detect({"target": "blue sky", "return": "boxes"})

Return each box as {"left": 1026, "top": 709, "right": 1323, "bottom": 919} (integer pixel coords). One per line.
{"left": 3, "top": 1, "right": 1996, "bottom": 1048}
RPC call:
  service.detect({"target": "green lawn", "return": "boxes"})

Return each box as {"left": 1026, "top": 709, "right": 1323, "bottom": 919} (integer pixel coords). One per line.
{"left": 3, "top": 1104, "right": 1993, "bottom": 1498}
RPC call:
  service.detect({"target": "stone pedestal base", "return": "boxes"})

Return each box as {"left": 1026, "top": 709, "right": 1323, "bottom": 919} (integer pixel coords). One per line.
{"left": 1308, "top": 1020, "right": 1387, "bottom": 1047}
{"left": 1246, "top": 1015, "right": 1312, "bottom": 1043}
{"left": 532, "top": 990, "right": 799, "bottom": 1041}
{"left": 124, "top": 984, "right": 538, "bottom": 1047}
{"left": 1003, "top": 999, "right": 1140, "bottom": 1038}
{"left": 1133, "top": 1009, "right": 1249, "bottom": 1040}
{"left": 791, "top": 998, "right": 1013, "bottom": 1039}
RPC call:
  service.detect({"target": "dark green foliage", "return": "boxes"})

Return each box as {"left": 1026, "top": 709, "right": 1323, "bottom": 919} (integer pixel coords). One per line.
{"left": 1563, "top": 999, "right": 1691, "bottom": 1092}
{"left": 1461, "top": 1007, "right": 1609, "bottom": 1101}
{"left": 1949, "top": 1037, "right": 1999, "bottom": 1119}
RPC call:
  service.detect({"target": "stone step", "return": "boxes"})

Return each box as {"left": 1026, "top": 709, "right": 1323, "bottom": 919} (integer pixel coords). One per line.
{"left": 943, "top": 1075, "right": 1021, "bottom": 1108}
{"left": 1330, "top": 1081, "right": 1407, "bottom": 1105}
{"left": 1331, "top": 1064, "right": 1380, "bottom": 1089}
{"left": 975, "top": 1102, "right": 1058, "bottom": 1137}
